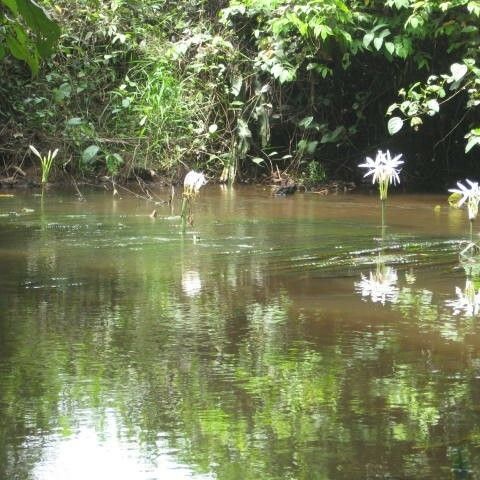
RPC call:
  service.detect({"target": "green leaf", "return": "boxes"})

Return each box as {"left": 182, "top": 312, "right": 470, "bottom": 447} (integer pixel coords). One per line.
{"left": 385, "top": 42, "right": 395, "bottom": 55}
{"left": 298, "top": 139, "right": 308, "bottom": 152}
{"left": 363, "top": 32, "right": 374, "bottom": 49}
{"left": 426, "top": 99, "right": 439, "bottom": 114}
{"left": 54, "top": 83, "right": 71, "bottom": 102}
{"left": 306, "top": 140, "right": 318, "bottom": 154}
{"left": 1, "top": 0, "right": 19, "bottom": 15}
{"left": 450, "top": 63, "right": 468, "bottom": 81}
{"left": 320, "top": 126, "right": 345, "bottom": 143}
{"left": 251, "top": 157, "right": 264, "bottom": 165}
{"left": 271, "top": 63, "right": 284, "bottom": 79}
{"left": 373, "top": 37, "right": 383, "bottom": 50}
{"left": 106, "top": 153, "right": 123, "bottom": 174}
{"left": 279, "top": 68, "right": 295, "bottom": 83}
{"left": 387, "top": 117, "right": 403, "bottom": 135}
{"left": 6, "top": 34, "right": 29, "bottom": 61}
{"left": 65, "top": 117, "right": 84, "bottom": 126}
{"left": 298, "top": 116, "right": 314, "bottom": 128}
{"left": 409, "top": 16, "right": 419, "bottom": 29}
{"left": 465, "top": 135, "right": 480, "bottom": 153}
{"left": 82, "top": 145, "right": 100, "bottom": 165}
{"left": 15, "top": 0, "right": 61, "bottom": 56}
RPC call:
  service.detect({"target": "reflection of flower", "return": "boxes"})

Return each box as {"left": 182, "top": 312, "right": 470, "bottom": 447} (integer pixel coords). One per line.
{"left": 358, "top": 150, "right": 403, "bottom": 200}
{"left": 355, "top": 265, "right": 399, "bottom": 305}
{"left": 182, "top": 270, "right": 202, "bottom": 297}
{"left": 405, "top": 269, "right": 416, "bottom": 284}
{"left": 184, "top": 170, "right": 207, "bottom": 196}
{"left": 448, "top": 179, "right": 480, "bottom": 220}
{"left": 446, "top": 279, "right": 480, "bottom": 316}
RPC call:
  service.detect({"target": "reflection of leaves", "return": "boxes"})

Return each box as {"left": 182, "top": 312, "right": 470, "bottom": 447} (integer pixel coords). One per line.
{"left": 393, "top": 287, "right": 438, "bottom": 325}
{"left": 377, "top": 366, "right": 441, "bottom": 441}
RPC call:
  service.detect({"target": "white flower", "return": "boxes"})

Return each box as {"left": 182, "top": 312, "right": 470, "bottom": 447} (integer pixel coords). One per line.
{"left": 358, "top": 150, "right": 385, "bottom": 184}
{"left": 358, "top": 150, "right": 403, "bottom": 200}
{"left": 446, "top": 279, "right": 480, "bottom": 316}
{"left": 382, "top": 150, "right": 403, "bottom": 185}
{"left": 184, "top": 170, "right": 207, "bottom": 196}
{"left": 448, "top": 179, "right": 480, "bottom": 220}
{"left": 29, "top": 145, "right": 59, "bottom": 161}
{"left": 355, "top": 265, "right": 399, "bottom": 305}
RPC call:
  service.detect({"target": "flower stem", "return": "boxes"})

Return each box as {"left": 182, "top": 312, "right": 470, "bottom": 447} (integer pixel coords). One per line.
{"left": 381, "top": 198, "right": 386, "bottom": 238}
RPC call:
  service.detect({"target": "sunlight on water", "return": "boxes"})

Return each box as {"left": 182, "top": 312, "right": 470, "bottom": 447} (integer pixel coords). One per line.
{"left": 33, "top": 411, "right": 212, "bottom": 480}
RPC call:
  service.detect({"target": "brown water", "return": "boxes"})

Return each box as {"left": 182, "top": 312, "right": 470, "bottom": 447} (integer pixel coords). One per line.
{"left": 1, "top": 186, "right": 479, "bottom": 479}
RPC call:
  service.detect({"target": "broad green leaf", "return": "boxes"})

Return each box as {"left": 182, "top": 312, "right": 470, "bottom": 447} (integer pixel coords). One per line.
{"left": 298, "top": 139, "right": 308, "bottom": 152}
{"left": 373, "top": 37, "right": 383, "bottom": 50}
{"left": 363, "top": 32, "right": 374, "bottom": 49}
{"left": 465, "top": 135, "right": 480, "bottom": 153}
{"left": 467, "top": 1, "right": 480, "bottom": 16}
{"left": 320, "top": 126, "right": 345, "bottom": 143}
{"left": 379, "top": 29, "right": 391, "bottom": 39}
{"left": 450, "top": 63, "right": 468, "bottom": 81}
{"left": 66, "top": 117, "right": 84, "bottom": 126}
{"left": 1, "top": 0, "right": 19, "bottom": 14}
{"left": 426, "top": 99, "right": 439, "bottom": 114}
{"left": 6, "top": 35, "right": 29, "bottom": 61}
{"left": 54, "top": 83, "right": 71, "bottom": 102}
{"left": 306, "top": 140, "right": 318, "bottom": 154}
{"left": 279, "top": 68, "right": 294, "bottom": 83}
{"left": 386, "top": 103, "right": 398, "bottom": 115}
{"left": 82, "top": 145, "right": 100, "bottom": 165}
{"left": 385, "top": 42, "right": 395, "bottom": 55}
{"left": 387, "top": 117, "right": 403, "bottom": 135}
{"left": 106, "top": 153, "right": 123, "bottom": 174}
{"left": 271, "top": 63, "right": 284, "bottom": 79}
{"left": 251, "top": 157, "right": 264, "bottom": 165}
{"left": 15, "top": 0, "right": 61, "bottom": 56}
{"left": 299, "top": 116, "right": 314, "bottom": 128}
{"left": 409, "top": 16, "right": 419, "bottom": 29}
{"left": 333, "top": 0, "right": 350, "bottom": 13}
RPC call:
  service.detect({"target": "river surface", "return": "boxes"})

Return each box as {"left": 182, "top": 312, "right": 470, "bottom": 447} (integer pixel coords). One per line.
{"left": 1, "top": 186, "right": 480, "bottom": 479}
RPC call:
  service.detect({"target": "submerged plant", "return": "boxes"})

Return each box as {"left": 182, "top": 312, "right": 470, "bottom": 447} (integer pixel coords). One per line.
{"left": 29, "top": 145, "right": 59, "bottom": 184}
{"left": 181, "top": 170, "right": 207, "bottom": 228}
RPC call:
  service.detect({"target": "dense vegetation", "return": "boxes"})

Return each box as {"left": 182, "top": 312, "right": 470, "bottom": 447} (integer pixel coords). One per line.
{"left": 1, "top": 0, "right": 479, "bottom": 189}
